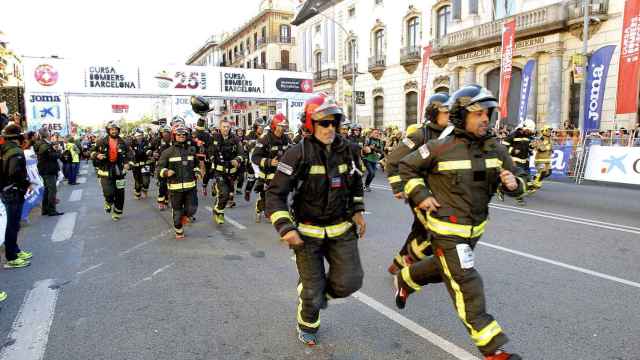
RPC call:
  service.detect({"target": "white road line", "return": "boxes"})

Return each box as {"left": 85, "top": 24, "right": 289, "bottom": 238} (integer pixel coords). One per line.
{"left": 352, "top": 292, "right": 479, "bottom": 360}
{"left": 51, "top": 212, "right": 77, "bottom": 242}
{"left": 119, "top": 239, "right": 158, "bottom": 256}
{"left": 480, "top": 242, "right": 640, "bottom": 289}
{"left": 0, "top": 279, "right": 59, "bottom": 360}
{"left": 206, "top": 206, "right": 246, "bottom": 230}
{"left": 76, "top": 263, "right": 104, "bottom": 275}
{"left": 79, "top": 169, "right": 88, "bottom": 175}
{"left": 132, "top": 263, "right": 175, "bottom": 287}
{"left": 76, "top": 177, "right": 87, "bottom": 184}
{"left": 68, "top": 189, "right": 83, "bottom": 202}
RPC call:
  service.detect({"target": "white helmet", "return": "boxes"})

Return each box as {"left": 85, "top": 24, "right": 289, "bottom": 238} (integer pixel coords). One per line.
{"left": 521, "top": 119, "right": 536, "bottom": 132}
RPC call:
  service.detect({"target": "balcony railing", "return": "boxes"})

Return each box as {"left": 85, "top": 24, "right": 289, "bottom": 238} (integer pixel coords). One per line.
{"left": 275, "top": 62, "right": 297, "bottom": 71}
{"left": 368, "top": 55, "right": 386, "bottom": 71}
{"left": 313, "top": 69, "right": 338, "bottom": 83}
{"left": 257, "top": 36, "right": 296, "bottom": 49}
{"left": 568, "top": 0, "right": 609, "bottom": 18}
{"left": 254, "top": 63, "right": 267, "bottom": 69}
{"left": 400, "top": 46, "right": 421, "bottom": 63}
{"left": 342, "top": 63, "right": 358, "bottom": 75}
{"left": 432, "top": 2, "right": 568, "bottom": 56}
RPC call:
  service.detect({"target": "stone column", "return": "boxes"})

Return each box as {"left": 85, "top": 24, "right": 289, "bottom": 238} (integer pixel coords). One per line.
{"left": 527, "top": 53, "right": 540, "bottom": 123}
{"left": 547, "top": 49, "right": 564, "bottom": 129}
{"left": 449, "top": 68, "right": 460, "bottom": 92}
{"left": 464, "top": 64, "right": 476, "bottom": 85}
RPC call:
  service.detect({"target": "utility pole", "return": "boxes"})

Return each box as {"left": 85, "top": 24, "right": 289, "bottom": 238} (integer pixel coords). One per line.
{"left": 577, "top": 0, "right": 590, "bottom": 133}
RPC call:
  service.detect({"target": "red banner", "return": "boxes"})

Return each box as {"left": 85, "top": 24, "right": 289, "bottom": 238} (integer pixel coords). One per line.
{"left": 418, "top": 45, "right": 432, "bottom": 124}
{"left": 499, "top": 20, "right": 516, "bottom": 119}
{"left": 616, "top": 0, "right": 640, "bottom": 114}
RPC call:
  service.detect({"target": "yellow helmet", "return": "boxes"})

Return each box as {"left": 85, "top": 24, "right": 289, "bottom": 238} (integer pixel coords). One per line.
{"left": 541, "top": 125, "right": 552, "bottom": 137}
{"left": 406, "top": 124, "right": 421, "bottom": 136}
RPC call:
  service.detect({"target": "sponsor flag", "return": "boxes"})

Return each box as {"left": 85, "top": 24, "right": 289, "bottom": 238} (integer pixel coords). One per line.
{"left": 517, "top": 59, "right": 536, "bottom": 124}
{"left": 616, "top": 0, "right": 640, "bottom": 114}
{"left": 584, "top": 45, "right": 616, "bottom": 132}
{"left": 418, "top": 45, "right": 432, "bottom": 124}
{"left": 499, "top": 19, "right": 516, "bottom": 120}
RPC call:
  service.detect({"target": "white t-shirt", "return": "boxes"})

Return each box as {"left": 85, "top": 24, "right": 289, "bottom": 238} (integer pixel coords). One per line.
{"left": 23, "top": 147, "right": 44, "bottom": 188}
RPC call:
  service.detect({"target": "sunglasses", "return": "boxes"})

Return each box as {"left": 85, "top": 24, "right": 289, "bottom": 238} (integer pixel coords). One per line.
{"left": 314, "top": 119, "right": 341, "bottom": 128}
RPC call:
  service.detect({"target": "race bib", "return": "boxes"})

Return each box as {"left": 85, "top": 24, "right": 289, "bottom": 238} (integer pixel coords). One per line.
{"left": 141, "top": 166, "right": 150, "bottom": 174}
{"left": 418, "top": 144, "right": 430, "bottom": 159}
{"left": 456, "top": 244, "right": 474, "bottom": 269}
{"left": 277, "top": 162, "right": 293, "bottom": 176}
{"left": 402, "top": 137, "right": 416, "bottom": 149}
{"left": 115, "top": 179, "right": 127, "bottom": 189}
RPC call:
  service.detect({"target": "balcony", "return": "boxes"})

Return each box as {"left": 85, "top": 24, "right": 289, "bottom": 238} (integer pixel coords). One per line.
{"left": 313, "top": 69, "right": 338, "bottom": 85}
{"left": 342, "top": 63, "right": 358, "bottom": 84}
{"left": 257, "top": 36, "right": 296, "bottom": 49}
{"left": 400, "top": 46, "right": 421, "bottom": 74}
{"left": 567, "top": 0, "right": 609, "bottom": 40}
{"left": 254, "top": 63, "right": 267, "bottom": 69}
{"left": 275, "top": 62, "right": 297, "bottom": 71}
{"left": 431, "top": 2, "right": 570, "bottom": 66}
{"left": 257, "top": 37, "right": 267, "bottom": 49}
{"left": 368, "top": 55, "right": 386, "bottom": 80}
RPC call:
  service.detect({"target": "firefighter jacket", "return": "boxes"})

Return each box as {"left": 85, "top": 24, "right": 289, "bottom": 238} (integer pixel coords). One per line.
{"left": 503, "top": 129, "right": 532, "bottom": 165}
{"left": 385, "top": 123, "right": 448, "bottom": 194}
{"left": 534, "top": 136, "right": 553, "bottom": 163}
{"left": 158, "top": 142, "right": 200, "bottom": 192}
{"left": 194, "top": 130, "right": 211, "bottom": 163}
{"left": 349, "top": 135, "right": 366, "bottom": 150}
{"left": 208, "top": 133, "right": 244, "bottom": 176}
{"left": 251, "top": 132, "right": 290, "bottom": 181}
{"left": 266, "top": 135, "right": 366, "bottom": 238}
{"left": 398, "top": 129, "right": 526, "bottom": 234}
{"left": 130, "top": 139, "right": 153, "bottom": 167}
{"left": 91, "top": 136, "right": 131, "bottom": 178}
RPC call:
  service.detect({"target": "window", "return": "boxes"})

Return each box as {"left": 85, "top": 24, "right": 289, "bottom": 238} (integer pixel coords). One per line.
{"left": 469, "top": 0, "right": 478, "bottom": 15}
{"left": 347, "top": 39, "right": 357, "bottom": 64}
{"left": 253, "top": 58, "right": 258, "bottom": 68}
{"left": 246, "top": 61, "right": 251, "bottom": 68}
{"left": 375, "top": 0, "right": 383, "bottom": 5}
{"left": 254, "top": 33, "right": 258, "bottom": 50}
{"left": 281, "top": 50, "right": 290, "bottom": 69}
{"left": 494, "top": 0, "right": 515, "bottom": 19}
{"left": 315, "top": 24, "right": 321, "bottom": 34}
{"left": 569, "top": 73, "right": 581, "bottom": 129}
{"left": 261, "top": 27, "right": 267, "bottom": 41}
{"left": 407, "top": 17, "right": 419, "bottom": 48}
{"left": 261, "top": 52, "right": 266, "bottom": 67}
{"left": 348, "top": 6, "right": 356, "bottom": 17}
{"left": 437, "top": 6, "right": 451, "bottom": 39}
{"left": 374, "top": 29, "right": 384, "bottom": 57}
{"left": 280, "top": 25, "right": 290, "bottom": 42}
{"left": 374, "top": 96, "right": 384, "bottom": 128}
{"left": 246, "top": 39, "right": 251, "bottom": 53}
{"left": 405, "top": 92, "right": 418, "bottom": 127}
{"left": 315, "top": 52, "right": 322, "bottom": 72}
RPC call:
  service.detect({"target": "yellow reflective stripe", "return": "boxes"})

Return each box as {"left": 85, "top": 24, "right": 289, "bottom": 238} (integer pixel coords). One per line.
{"left": 309, "top": 165, "right": 326, "bottom": 175}
{"left": 400, "top": 267, "right": 421, "bottom": 291}
{"left": 168, "top": 181, "right": 196, "bottom": 190}
{"left": 338, "top": 164, "right": 348, "bottom": 174}
{"left": 437, "top": 252, "right": 503, "bottom": 346}
{"left": 404, "top": 178, "right": 425, "bottom": 195}
{"left": 410, "top": 238, "right": 431, "bottom": 260}
{"left": 325, "top": 222, "right": 352, "bottom": 237}
{"left": 438, "top": 160, "right": 472, "bottom": 171}
{"left": 169, "top": 157, "right": 182, "bottom": 162}
{"left": 394, "top": 254, "right": 407, "bottom": 267}
{"left": 512, "top": 157, "right": 528, "bottom": 163}
{"left": 270, "top": 211, "right": 292, "bottom": 224}
{"left": 215, "top": 165, "right": 238, "bottom": 173}
{"left": 297, "top": 224, "right": 325, "bottom": 238}
{"left": 353, "top": 196, "right": 364, "bottom": 203}
{"left": 260, "top": 158, "right": 266, "bottom": 168}
{"left": 297, "top": 286, "right": 320, "bottom": 329}
{"left": 513, "top": 137, "right": 529, "bottom": 141}
{"left": 484, "top": 158, "right": 502, "bottom": 169}
{"left": 535, "top": 159, "right": 552, "bottom": 163}
{"left": 297, "top": 283, "right": 303, "bottom": 295}
{"left": 388, "top": 175, "right": 402, "bottom": 184}
{"left": 258, "top": 172, "right": 275, "bottom": 179}
{"left": 298, "top": 221, "right": 352, "bottom": 238}
{"left": 97, "top": 169, "right": 109, "bottom": 176}
{"left": 427, "top": 213, "right": 486, "bottom": 238}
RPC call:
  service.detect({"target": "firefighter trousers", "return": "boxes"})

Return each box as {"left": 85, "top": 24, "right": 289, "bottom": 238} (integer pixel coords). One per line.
{"left": 157, "top": 178, "right": 169, "bottom": 204}
{"left": 213, "top": 175, "right": 234, "bottom": 215}
{"left": 392, "top": 205, "right": 433, "bottom": 268}
{"left": 244, "top": 163, "right": 257, "bottom": 194}
{"left": 293, "top": 229, "right": 364, "bottom": 333}
{"left": 398, "top": 233, "right": 508, "bottom": 355}
{"left": 100, "top": 175, "right": 126, "bottom": 219}
{"left": 132, "top": 166, "right": 150, "bottom": 197}
{"left": 170, "top": 189, "right": 197, "bottom": 235}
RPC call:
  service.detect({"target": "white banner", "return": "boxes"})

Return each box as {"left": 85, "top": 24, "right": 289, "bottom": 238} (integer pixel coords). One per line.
{"left": 25, "top": 93, "right": 69, "bottom": 134}
{"left": 584, "top": 145, "right": 640, "bottom": 185}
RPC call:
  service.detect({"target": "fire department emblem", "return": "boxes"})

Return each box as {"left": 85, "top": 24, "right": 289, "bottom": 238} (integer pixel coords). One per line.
{"left": 34, "top": 64, "right": 58, "bottom": 87}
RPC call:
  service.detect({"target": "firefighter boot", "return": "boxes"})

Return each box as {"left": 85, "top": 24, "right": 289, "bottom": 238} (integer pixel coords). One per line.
{"left": 296, "top": 326, "right": 317, "bottom": 346}
{"left": 394, "top": 274, "right": 410, "bottom": 309}
{"left": 484, "top": 351, "right": 522, "bottom": 360}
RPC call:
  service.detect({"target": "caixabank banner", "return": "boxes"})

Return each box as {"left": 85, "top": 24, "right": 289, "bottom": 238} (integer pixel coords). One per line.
{"left": 584, "top": 145, "right": 640, "bottom": 185}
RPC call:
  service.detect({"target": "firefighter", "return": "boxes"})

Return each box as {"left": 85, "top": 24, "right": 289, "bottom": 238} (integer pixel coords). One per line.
{"left": 243, "top": 120, "right": 265, "bottom": 202}
{"left": 395, "top": 85, "right": 525, "bottom": 360}
{"left": 130, "top": 128, "right": 152, "bottom": 199}
{"left": 385, "top": 92, "right": 451, "bottom": 275}
{"left": 151, "top": 125, "right": 173, "bottom": 210}
{"left": 265, "top": 93, "right": 366, "bottom": 346}
{"left": 234, "top": 126, "right": 247, "bottom": 195}
{"left": 158, "top": 125, "right": 200, "bottom": 239}
{"left": 91, "top": 121, "right": 131, "bottom": 221}
{"left": 503, "top": 119, "right": 534, "bottom": 204}
{"left": 531, "top": 125, "right": 553, "bottom": 191}
{"left": 338, "top": 119, "right": 351, "bottom": 138}
{"left": 208, "top": 119, "right": 244, "bottom": 224}
{"left": 251, "top": 113, "right": 290, "bottom": 223}
{"left": 191, "top": 96, "right": 213, "bottom": 197}
{"left": 349, "top": 123, "right": 365, "bottom": 150}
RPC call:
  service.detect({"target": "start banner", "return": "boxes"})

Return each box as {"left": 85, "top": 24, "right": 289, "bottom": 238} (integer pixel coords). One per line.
{"left": 584, "top": 145, "right": 640, "bottom": 185}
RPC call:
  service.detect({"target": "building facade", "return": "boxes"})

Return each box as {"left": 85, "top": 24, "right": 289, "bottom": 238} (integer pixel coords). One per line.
{"left": 294, "top": 0, "right": 632, "bottom": 131}
{"left": 0, "top": 31, "right": 23, "bottom": 88}
{"left": 186, "top": 35, "right": 224, "bottom": 67}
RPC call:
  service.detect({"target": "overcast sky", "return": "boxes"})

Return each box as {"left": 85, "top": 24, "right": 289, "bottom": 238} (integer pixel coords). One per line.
{"left": 3, "top": 0, "right": 263, "bottom": 65}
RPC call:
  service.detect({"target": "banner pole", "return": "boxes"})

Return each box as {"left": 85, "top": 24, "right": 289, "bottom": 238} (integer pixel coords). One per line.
{"left": 578, "top": 0, "right": 590, "bottom": 133}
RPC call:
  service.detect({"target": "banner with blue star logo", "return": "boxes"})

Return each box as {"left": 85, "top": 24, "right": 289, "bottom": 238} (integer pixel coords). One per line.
{"left": 584, "top": 145, "right": 640, "bottom": 185}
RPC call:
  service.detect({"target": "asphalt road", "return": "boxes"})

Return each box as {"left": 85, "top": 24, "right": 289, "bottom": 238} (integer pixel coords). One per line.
{"left": 0, "top": 163, "right": 638, "bottom": 360}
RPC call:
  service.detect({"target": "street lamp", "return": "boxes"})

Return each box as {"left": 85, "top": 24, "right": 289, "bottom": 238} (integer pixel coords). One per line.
{"left": 310, "top": 6, "right": 359, "bottom": 124}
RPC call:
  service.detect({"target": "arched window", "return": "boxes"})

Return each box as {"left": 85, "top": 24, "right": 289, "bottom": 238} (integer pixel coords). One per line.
{"left": 347, "top": 39, "right": 357, "bottom": 64}
{"left": 315, "top": 51, "right": 323, "bottom": 72}
{"left": 374, "top": 29, "right": 384, "bottom": 58}
{"left": 407, "top": 17, "right": 420, "bottom": 48}
{"left": 374, "top": 96, "right": 384, "bottom": 128}
{"left": 405, "top": 91, "right": 418, "bottom": 127}
{"left": 436, "top": 6, "right": 451, "bottom": 39}
{"left": 280, "top": 25, "right": 291, "bottom": 43}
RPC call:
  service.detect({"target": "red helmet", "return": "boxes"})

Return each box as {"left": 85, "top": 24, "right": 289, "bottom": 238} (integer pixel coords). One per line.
{"left": 270, "top": 113, "right": 288, "bottom": 131}
{"left": 300, "top": 92, "right": 344, "bottom": 132}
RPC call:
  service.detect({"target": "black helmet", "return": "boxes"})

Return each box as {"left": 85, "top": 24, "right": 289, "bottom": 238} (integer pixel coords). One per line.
{"left": 425, "top": 93, "right": 450, "bottom": 122}
{"left": 190, "top": 96, "right": 210, "bottom": 116}
{"left": 447, "top": 85, "right": 498, "bottom": 129}
{"left": 1, "top": 123, "right": 23, "bottom": 139}
{"left": 350, "top": 123, "right": 362, "bottom": 131}
{"left": 170, "top": 115, "right": 185, "bottom": 127}
{"left": 105, "top": 120, "right": 120, "bottom": 130}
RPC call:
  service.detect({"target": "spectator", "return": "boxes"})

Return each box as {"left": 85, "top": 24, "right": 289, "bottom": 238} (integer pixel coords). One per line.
{"left": 0, "top": 102, "right": 9, "bottom": 131}
{"left": 20, "top": 131, "right": 44, "bottom": 222}
{"left": 36, "top": 128, "right": 64, "bottom": 216}
{"left": 362, "top": 128, "right": 384, "bottom": 192}
{"left": 64, "top": 135, "right": 80, "bottom": 185}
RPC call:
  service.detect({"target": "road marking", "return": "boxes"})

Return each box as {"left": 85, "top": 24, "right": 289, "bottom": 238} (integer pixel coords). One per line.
{"left": 480, "top": 242, "right": 640, "bottom": 289}
{"left": 76, "top": 263, "right": 104, "bottom": 275}
{"left": 132, "top": 263, "right": 175, "bottom": 287}
{"left": 77, "top": 177, "right": 87, "bottom": 184}
{"left": 51, "top": 212, "right": 77, "bottom": 242}
{"left": 68, "top": 189, "right": 83, "bottom": 202}
{"left": 0, "top": 279, "right": 59, "bottom": 360}
{"left": 120, "top": 239, "right": 158, "bottom": 256}
{"left": 352, "top": 292, "right": 479, "bottom": 360}
{"left": 206, "top": 206, "right": 246, "bottom": 230}
{"left": 79, "top": 169, "right": 88, "bottom": 175}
